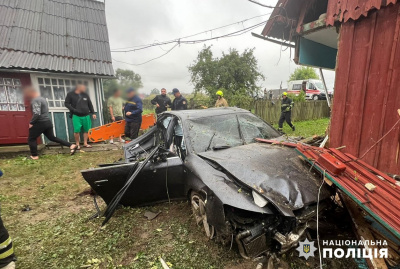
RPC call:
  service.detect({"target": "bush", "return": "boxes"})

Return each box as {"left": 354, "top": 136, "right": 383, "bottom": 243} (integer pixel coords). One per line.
{"left": 288, "top": 91, "right": 306, "bottom": 102}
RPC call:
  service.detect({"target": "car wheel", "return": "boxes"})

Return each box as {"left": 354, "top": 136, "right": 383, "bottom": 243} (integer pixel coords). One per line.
{"left": 313, "top": 95, "right": 319, "bottom": 101}
{"left": 191, "top": 192, "right": 215, "bottom": 239}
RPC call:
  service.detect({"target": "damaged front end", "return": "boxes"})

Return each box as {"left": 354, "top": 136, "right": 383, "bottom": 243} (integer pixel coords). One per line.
{"left": 225, "top": 202, "right": 325, "bottom": 259}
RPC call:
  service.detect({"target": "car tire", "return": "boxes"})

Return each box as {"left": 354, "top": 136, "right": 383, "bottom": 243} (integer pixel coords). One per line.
{"left": 190, "top": 191, "right": 215, "bottom": 239}
{"left": 313, "top": 95, "right": 319, "bottom": 101}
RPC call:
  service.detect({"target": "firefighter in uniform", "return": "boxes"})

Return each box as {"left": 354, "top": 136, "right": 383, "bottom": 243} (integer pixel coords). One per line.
{"left": 278, "top": 92, "right": 295, "bottom": 132}
{"left": 215, "top": 90, "right": 228, "bottom": 107}
{"left": 0, "top": 170, "right": 16, "bottom": 269}
{"left": 171, "top": 88, "right": 188, "bottom": 111}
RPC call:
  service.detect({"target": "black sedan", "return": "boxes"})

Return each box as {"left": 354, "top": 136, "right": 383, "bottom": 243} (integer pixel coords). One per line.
{"left": 81, "top": 108, "right": 331, "bottom": 258}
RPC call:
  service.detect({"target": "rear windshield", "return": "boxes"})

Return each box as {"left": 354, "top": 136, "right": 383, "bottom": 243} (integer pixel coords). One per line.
{"left": 186, "top": 113, "right": 280, "bottom": 154}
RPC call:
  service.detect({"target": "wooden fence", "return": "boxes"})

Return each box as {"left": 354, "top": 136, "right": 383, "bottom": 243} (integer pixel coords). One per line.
{"left": 254, "top": 100, "right": 331, "bottom": 124}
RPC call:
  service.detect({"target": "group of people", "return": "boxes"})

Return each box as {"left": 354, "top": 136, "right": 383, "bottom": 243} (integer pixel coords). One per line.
{"left": 25, "top": 86, "right": 297, "bottom": 160}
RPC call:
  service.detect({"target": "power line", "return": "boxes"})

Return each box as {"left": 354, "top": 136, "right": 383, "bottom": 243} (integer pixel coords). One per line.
{"left": 112, "top": 43, "right": 179, "bottom": 66}
{"left": 111, "top": 13, "right": 271, "bottom": 53}
{"left": 111, "top": 11, "right": 286, "bottom": 66}
{"left": 112, "top": 20, "right": 267, "bottom": 66}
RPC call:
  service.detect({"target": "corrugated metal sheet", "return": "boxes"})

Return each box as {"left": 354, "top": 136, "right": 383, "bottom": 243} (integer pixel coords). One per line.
{"left": 326, "top": 0, "right": 399, "bottom": 25}
{"left": 0, "top": 0, "right": 113, "bottom": 76}
{"left": 261, "top": 0, "right": 304, "bottom": 40}
{"left": 330, "top": 3, "right": 400, "bottom": 174}
{"left": 0, "top": 49, "right": 114, "bottom": 76}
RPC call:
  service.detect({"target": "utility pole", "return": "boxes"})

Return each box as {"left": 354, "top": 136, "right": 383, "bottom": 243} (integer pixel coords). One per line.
{"left": 319, "top": 68, "right": 331, "bottom": 107}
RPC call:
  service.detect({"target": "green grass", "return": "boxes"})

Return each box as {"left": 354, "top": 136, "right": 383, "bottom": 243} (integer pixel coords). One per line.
{"left": 273, "top": 118, "right": 330, "bottom": 138}
{"left": 142, "top": 109, "right": 154, "bottom": 115}
{"left": 0, "top": 151, "right": 246, "bottom": 269}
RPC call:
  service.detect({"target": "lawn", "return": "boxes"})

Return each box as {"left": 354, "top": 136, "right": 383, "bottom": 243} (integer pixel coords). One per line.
{"left": 0, "top": 151, "right": 249, "bottom": 269}
{"left": 0, "top": 118, "right": 342, "bottom": 269}
{"left": 273, "top": 118, "right": 330, "bottom": 138}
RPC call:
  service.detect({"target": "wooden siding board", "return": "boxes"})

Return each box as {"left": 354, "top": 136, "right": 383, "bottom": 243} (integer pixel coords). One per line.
{"left": 341, "top": 17, "right": 372, "bottom": 155}
{"left": 331, "top": 3, "right": 400, "bottom": 174}
{"left": 330, "top": 22, "right": 355, "bottom": 148}
{"left": 360, "top": 7, "right": 399, "bottom": 165}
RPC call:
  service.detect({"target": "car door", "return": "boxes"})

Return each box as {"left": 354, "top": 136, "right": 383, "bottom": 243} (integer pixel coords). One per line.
{"left": 81, "top": 115, "right": 186, "bottom": 206}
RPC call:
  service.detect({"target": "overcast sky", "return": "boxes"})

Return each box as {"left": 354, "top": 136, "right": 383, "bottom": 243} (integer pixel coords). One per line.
{"left": 105, "top": 0, "right": 336, "bottom": 94}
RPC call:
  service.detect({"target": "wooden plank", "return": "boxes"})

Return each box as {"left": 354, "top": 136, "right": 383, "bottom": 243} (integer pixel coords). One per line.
{"left": 341, "top": 16, "right": 375, "bottom": 156}
{"left": 358, "top": 7, "right": 399, "bottom": 166}
{"left": 254, "top": 100, "right": 330, "bottom": 123}
{"left": 341, "top": 194, "right": 388, "bottom": 269}
{"left": 376, "top": 4, "right": 400, "bottom": 173}
{"left": 330, "top": 21, "right": 355, "bottom": 148}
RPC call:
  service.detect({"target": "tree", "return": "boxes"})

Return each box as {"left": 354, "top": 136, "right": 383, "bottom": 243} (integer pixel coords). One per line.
{"left": 115, "top": 68, "right": 143, "bottom": 90}
{"left": 151, "top": 88, "right": 160, "bottom": 95}
{"left": 188, "top": 46, "right": 264, "bottom": 108}
{"left": 103, "top": 68, "right": 143, "bottom": 99}
{"left": 289, "top": 66, "right": 319, "bottom": 81}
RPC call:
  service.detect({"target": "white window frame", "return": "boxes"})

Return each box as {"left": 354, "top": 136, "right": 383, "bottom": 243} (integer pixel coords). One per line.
{"left": 0, "top": 77, "right": 25, "bottom": 112}
{"left": 30, "top": 73, "right": 97, "bottom": 112}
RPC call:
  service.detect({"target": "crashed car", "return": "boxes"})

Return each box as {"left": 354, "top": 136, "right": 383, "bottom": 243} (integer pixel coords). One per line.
{"left": 82, "top": 108, "right": 331, "bottom": 258}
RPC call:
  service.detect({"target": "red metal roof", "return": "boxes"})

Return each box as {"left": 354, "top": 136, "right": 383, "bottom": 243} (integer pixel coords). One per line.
{"left": 257, "top": 139, "right": 400, "bottom": 239}
{"left": 297, "top": 144, "right": 400, "bottom": 239}
{"left": 326, "top": 0, "right": 399, "bottom": 25}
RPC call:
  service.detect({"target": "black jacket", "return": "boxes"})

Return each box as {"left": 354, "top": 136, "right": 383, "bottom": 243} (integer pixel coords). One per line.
{"left": 151, "top": 94, "right": 171, "bottom": 114}
{"left": 172, "top": 95, "right": 188, "bottom": 111}
{"left": 65, "top": 91, "right": 95, "bottom": 117}
{"left": 281, "top": 97, "right": 294, "bottom": 112}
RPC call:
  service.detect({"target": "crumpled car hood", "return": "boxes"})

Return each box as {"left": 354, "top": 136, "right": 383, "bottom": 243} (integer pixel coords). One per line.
{"left": 198, "top": 143, "right": 330, "bottom": 216}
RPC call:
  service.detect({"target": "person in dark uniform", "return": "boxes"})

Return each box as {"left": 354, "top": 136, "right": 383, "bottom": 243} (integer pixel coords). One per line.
{"left": 278, "top": 92, "right": 295, "bottom": 132}
{"left": 0, "top": 170, "right": 16, "bottom": 269}
{"left": 171, "top": 88, "right": 188, "bottom": 111}
{"left": 124, "top": 88, "right": 143, "bottom": 140}
{"left": 170, "top": 88, "right": 187, "bottom": 159}
{"left": 151, "top": 88, "right": 171, "bottom": 114}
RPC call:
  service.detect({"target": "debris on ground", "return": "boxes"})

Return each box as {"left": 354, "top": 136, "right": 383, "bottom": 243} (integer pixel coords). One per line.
{"left": 21, "top": 205, "right": 31, "bottom": 212}
{"left": 144, "top": 211, "right": 161, "bottom": 220}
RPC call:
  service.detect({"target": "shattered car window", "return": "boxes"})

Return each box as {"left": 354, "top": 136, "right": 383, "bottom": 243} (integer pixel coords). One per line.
{"left": 187, "top": 115, "right": 242, "bottom": 153}
{"left": 187, "top": 113, "right": 279, "bottom": 153}
{"left": 237, "top": 113, "right": 280, "bottom": 144}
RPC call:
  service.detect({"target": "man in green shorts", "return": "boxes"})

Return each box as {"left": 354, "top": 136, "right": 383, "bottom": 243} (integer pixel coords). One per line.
{"left": 65, "top": 84, "right": 97, "bottom": 148}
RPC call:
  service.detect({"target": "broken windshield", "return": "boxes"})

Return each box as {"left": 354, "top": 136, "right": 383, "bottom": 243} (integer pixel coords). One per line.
{"left": 187, "top": 113, "right": 280, "bottom": 153}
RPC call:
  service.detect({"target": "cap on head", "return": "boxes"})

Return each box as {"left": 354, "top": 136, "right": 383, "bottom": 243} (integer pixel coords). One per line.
{"left": 126, "top": 88, "right": 135, "bottom": 94}
{"left": 216, "top": 90, "right": 223, "bottom": 97}
{"left": 282, "top": 92, "right": 288, "bottom": 96}
{"left": 172, "top": 88, "right": 179, "bottom": 94}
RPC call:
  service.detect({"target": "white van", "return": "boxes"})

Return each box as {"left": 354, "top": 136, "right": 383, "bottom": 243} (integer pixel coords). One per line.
{"left": 287, "top": 79, "right": 329, "bottom": 100}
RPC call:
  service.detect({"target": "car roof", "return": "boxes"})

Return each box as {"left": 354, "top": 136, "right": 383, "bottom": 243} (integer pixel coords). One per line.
{"left": 162, "top": 107, "right": 251, "bottom": 121}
